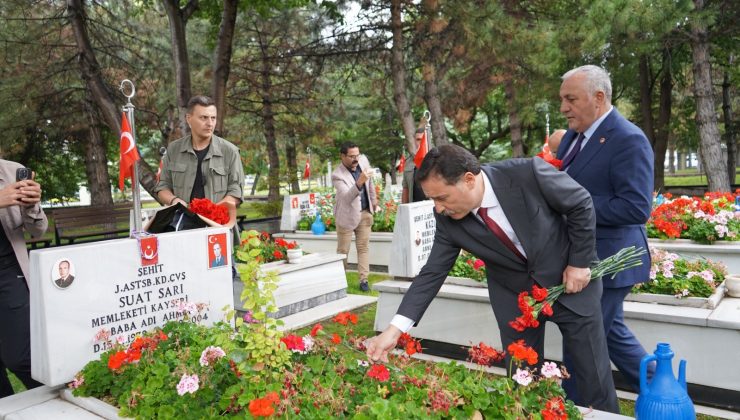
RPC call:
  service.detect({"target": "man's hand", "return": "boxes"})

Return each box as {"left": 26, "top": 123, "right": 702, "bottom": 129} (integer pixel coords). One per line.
{"left": 356, "top": 169, "right": 373, "bottom": 187}
{"left": 562, "top": 265, "right": 591, "bottom": 294}
{"left": 365, "top": 325, "right": 402, "bottom": 363}
{"left": 0, "top": 182, "right": 32, "bottom": 209}
{"left": 18, "top": 179, "right": 42, "bottom": 207}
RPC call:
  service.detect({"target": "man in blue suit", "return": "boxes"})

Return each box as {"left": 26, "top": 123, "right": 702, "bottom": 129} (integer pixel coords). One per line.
{"left": 556, "top": 65, "right": 654, "bottom": 400}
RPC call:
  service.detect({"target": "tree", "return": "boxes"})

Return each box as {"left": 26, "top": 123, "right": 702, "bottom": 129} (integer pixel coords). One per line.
{"left": 690, "top": 0, "right": 728, "bottom": 191}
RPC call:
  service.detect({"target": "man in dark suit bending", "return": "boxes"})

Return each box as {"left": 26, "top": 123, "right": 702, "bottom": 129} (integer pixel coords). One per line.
{"left": 366, "top": 144, "right": 619, "bottom": 413}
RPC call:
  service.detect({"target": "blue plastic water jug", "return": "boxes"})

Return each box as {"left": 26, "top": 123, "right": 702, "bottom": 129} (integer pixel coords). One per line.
{"left": 635, "top": 343, "right": 695, "bottom": 420}
{"left": 311, "top": 212, "right": 326, "bottom": 235}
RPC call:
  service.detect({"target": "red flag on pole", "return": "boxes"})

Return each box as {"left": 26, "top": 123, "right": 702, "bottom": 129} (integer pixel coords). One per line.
{"left": 413, "top": 129, "right": 428, "bottom": 169}
{"left": 119, "top": 112, "right": 140, "bottom": 190}
{"left": 303, "top": 158, "right": 310, "bottom": 179}
{"left": 156, "top": 158, "right": 163, "bottom": 182}
{"left": 397, "top": 154, "right": 405, "bottom": 172}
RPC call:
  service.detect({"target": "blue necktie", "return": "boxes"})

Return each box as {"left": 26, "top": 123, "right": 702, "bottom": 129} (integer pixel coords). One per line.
{"left": 561, "top": 133, "right": 585, "bottom": 170}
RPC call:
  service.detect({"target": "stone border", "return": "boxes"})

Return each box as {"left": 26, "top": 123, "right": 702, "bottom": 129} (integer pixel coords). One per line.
{"left": 626, "top": 282, "right": 727, "bottom": 309}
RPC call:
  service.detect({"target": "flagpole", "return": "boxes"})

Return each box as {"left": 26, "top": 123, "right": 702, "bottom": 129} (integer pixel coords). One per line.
{"left": 307, "top": 147, "right": 311, "bottom": 191}
{"left": 423, "top": 109, "right": 432, "bottom": 148}
{"left": 120, "top": 79, "right": 142, "bottom": 234}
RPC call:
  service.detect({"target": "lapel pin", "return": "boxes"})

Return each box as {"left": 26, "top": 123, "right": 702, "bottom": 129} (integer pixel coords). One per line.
{"left": 599, "top": 137, "right": 606, "bottom": 144}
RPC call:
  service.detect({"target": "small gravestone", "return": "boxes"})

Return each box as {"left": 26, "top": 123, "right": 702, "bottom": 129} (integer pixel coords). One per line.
{"left": 388, "top": 201, "right": 436, "bottom": 278}
{"left": 29, "top": 227, "right": 234, "bottom": 386}
{"left": 280, "top": 193, "right": 319, "bottom": 231}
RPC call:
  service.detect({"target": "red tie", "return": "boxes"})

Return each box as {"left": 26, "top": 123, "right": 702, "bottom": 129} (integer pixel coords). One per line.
{"left": 477, "top": 207, "right": 526, "bottom": 263}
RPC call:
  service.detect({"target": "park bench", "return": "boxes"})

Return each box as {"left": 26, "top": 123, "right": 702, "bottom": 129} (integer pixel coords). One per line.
{"left": 52, "top": 204, "right": 132, "bottom": 246}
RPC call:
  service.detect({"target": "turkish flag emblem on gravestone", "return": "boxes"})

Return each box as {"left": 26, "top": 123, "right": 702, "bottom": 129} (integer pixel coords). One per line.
{"left": 139, "top": 236, "right": 158, "bottom": 266}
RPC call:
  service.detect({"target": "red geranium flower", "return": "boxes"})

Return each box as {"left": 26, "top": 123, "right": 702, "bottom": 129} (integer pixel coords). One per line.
{"left": 507, "top": 340, "right": 538, "bottom": 366}
{"left": 310, "top": 324, "right": 323, "bottom": 337}
{"left": 367, "top": 364, "right": 390, "bottom": 382}
{"left": 107, "top": 351, "right": 128, "bottom": 371}
{"left": 248, "top": 395, "right": 277, "bottom": 417}
{"left": 333, "top": 311, "right": 357, "bottom": 325}
{"left": 468, "top": 342, "right": 505, "bottom": 366}
{"left": 331, "top": 333, "right": 341, "bottom": 344}
{"left": 280, "top": 334, "right": 305, "bottom": 352}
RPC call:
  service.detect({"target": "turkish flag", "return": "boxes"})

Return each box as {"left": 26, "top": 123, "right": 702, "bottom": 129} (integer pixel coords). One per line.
{"left": 397, "top": 154, "right": 405, "bottom": 172}
{"left": 156, "top": 158, "right": 163, "bottom": 182}
{"left": 140, "top": 236, "right": 158, "bottom": 266}
{"left": 413, "top": 129, "right": 428, "bottom": 169}
{"left": 303, "top": 158, "right": 310, "bottom": 179}
{"left": 119, "top": 113, "right": 140, "bottom": 190}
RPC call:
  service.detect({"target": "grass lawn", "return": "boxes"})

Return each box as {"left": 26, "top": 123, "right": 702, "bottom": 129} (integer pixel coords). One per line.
{"left": 664, "top": 168, "right": 740, "bottom": 187}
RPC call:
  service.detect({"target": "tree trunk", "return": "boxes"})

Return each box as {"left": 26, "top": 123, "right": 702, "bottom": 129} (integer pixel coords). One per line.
{"left": 422, "top": 64, "right": 448, "bottom": 146}
{"left": 677, "top": 151, "right": 685, "bottom": 170}
{"left": 162, "top": 0, "right": 198, "bottom": 140}
{"left": 389, "top": 0, "right": 418, "bottom": 154}
{"left": 690, "top": 0, "right": 728, "bottom": 191}
{"left": 67, "top": 0, "right": 159, "bottom": 199}
{"left": 653, "top": 48, "right": 673, "bottom": 192}
{"left": 668, "top": 139, "right": 676, "bottom": 174}
{"left": 83, "top": 97, "right": 113, "bottom": 206}
{"left": 67, "top": 0, "right": 120, "bottom": 138}
{"left": 259, "top": 47, "right": 280, "bottom": 201}
{"left": 250, "top": 172, "right": 260, "bottom": 196}
{"left": 638, "top": 54, "right": 656, "bottom": 145}
{"left": 211, "top": 0, "right": 238, "bottom": 136}
{"left": 504, "top": 80, "right": 524, "bottom": 158}
{"left": 723, "top": 65, "right": 736, "bottom": 184}
{"left": 286, "top": 138, "right": 299, "bottom": 193}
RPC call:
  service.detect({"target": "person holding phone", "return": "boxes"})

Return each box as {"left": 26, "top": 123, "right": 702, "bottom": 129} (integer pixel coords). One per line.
{"left": 0, "top": 159, "right": 47, "bottom": 396}
{"left": 332, "top": 142, "right": 379, "bottom": 292}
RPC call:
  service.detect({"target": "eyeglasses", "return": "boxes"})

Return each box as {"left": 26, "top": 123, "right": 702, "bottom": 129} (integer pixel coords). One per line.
{"left": 344, "top": 154, "right": 360, "bottom": 159}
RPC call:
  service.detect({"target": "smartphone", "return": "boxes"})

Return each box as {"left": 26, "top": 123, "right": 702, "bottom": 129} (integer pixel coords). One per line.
{"left": 16, "top": 167, "right": 32, "bottom": 182}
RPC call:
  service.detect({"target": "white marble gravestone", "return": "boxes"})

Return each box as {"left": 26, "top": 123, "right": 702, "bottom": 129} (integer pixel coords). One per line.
{"left": 29, "top": 227, "right": 234, "bottom": 386}
{"left": 279, "top": 192, "right": 319, "bottom": 231}
{"left": 388, "top": 201, "right": 436, "bottom": 278}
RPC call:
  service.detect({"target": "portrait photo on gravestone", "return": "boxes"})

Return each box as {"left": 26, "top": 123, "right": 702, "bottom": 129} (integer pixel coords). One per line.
{"left": 208, "top": 233, "right": 228, "bottom": 269}
{"left": 52, "top": 258, "right": 76, "bottom": 289}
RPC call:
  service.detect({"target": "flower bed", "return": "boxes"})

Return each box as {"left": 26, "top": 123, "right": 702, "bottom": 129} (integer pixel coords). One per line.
{"left": 296, "top": 188, "right": 398, "bottom": 233}
{"left": 69, "top": 234, "right": 582, "bottom": 419}
{"left": 647, "top": 191, "right": 740, "bottom": 243}
{"left": 629, "top": 248, "right": 727, "bottom": 305}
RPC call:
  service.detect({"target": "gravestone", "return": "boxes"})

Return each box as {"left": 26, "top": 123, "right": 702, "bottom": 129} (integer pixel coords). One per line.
{"left": 280, "top": 193, "right": 319, "bottom": 231}
{"left": 388, "top": 201, "right": 436, "bottom": 278}
{"left": 30, "top": 227, "right": 234, "bottom": 386}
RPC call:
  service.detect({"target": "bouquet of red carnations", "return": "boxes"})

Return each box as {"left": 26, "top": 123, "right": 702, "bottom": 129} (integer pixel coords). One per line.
{"left": 511, "top": 246, "right": 647, "bottom": 331}
{"left": 188, "top": 198, "right": 230, "bottom": 225}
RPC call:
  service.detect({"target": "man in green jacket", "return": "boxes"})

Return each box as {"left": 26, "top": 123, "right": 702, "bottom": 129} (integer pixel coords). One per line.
{"left": 154, "top": 95, "right": 244, "bottom": 210}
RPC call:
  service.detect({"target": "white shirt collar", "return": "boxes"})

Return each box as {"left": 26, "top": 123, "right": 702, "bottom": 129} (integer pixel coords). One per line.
{"left": 472, "top": 172, "right": 498, "bottom": 216}
{"left": 583, "top": 105, "right": 614, "bottom": 140}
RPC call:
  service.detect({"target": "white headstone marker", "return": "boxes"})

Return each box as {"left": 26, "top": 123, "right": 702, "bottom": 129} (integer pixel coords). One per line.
{"left": 280, "top": 193, "right": 319, "bottom": 231}
{"left": 30, "top": 227, "right": 234, "bottom": 386}
{"left": 388, "top": 201, "right": 436, "bottom": 278}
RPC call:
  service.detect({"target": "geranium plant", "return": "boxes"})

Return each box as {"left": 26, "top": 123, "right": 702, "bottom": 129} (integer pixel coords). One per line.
{"left": 632, "top": 247, "right": 727, "bottom": 298}
{"left": 234, "top": 230, "right": 298, "bottom": 264}
{"left": 71, "top": 228, "right": 583, "bottom": 419}
{"left": 647, "top": 191, "right": 740, "bottom": 243}
{"left": 449, "top": 251, "right": 487, "bottom": 282}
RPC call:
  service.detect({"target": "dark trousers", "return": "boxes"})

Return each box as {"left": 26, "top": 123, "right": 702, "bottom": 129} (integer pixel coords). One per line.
{"left": 563, "top": 285, "right": 653, "bottom": 402}
{"left": 0, "top": 262, "right": 42, "bottom": 397}
{"left": 489, "top": 282, "right": 619, "bottom": 414}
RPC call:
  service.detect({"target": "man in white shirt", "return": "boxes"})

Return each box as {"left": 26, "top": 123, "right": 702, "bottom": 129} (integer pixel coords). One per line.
{"left": 366, "top": 144, "right": 619, "bottom": 414}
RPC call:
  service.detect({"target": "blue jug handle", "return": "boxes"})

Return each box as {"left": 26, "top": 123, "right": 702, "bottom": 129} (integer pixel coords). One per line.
{"left": 640, "top": 353, "right": 657, "bottom": 396}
